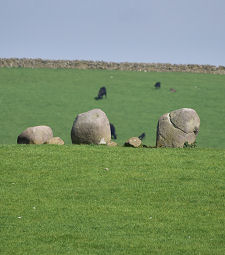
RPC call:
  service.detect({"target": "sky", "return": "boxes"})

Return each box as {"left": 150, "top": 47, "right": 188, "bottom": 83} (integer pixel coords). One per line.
{"left": 0, "top": 0, "right": 225, "bottom": 66}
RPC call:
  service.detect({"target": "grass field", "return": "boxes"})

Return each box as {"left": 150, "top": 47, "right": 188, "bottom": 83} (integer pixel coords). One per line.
{"left": 0, "top": 145, "right": 225, "bottom": 254}
{"left": 1, "top": 67, "right": 225, "bottom": 254}
{"left": 0, "top": 68, "right": 225, "bottom": 147}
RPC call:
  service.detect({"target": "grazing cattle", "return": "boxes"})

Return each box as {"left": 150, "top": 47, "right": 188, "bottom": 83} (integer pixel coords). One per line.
{"left": 95, "top": 86, "right": 107, "bottom": 100}
{"left": 170, "top": 88, "right": 176, "bottom": 93}
{"left": 138, "top": 132, "right": 146, "bottom": 140}
{"left": 110, "top": 123, "right": 117, "bottom": 139}
{"left": 154, "top": 82, "right": 161, "bottom": 89}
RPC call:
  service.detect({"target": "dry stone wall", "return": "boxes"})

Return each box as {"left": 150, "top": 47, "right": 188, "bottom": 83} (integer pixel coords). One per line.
{"left": 1, "top": 58, "right": 225, "bottom": 74}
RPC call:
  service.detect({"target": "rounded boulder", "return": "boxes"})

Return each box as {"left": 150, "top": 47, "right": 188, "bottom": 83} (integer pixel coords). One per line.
{"left": 71, "top": 108, "right": 111, "bottom": 145}
{"left": 17, "top": 125, "right": 53, "bottom": 144}
{"left": 156, "top": 108, "right": 200, "bottom": 148}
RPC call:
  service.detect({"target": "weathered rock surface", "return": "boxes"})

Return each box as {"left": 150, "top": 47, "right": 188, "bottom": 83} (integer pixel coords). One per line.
{"left": 45, "top": 137, "right": 64, "bottom": 145}
{"left": 124, "top": 137, "right": 142, "bottom": 148}
{"left": 71, "top": 108, "right": 111, "bottom": 145}
{"left": 156, "top": 108, "right": 200, "bottom": 148}
{"left": 17, "top": 125, "right": 53, "bottom": 144}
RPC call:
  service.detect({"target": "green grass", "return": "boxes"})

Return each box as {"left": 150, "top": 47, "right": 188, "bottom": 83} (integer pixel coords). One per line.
{"left": 0, "top": 68, "right": 225, "bottom": 147}
{"left": 0, "top": 145, "right": 225, "bottom": 254}
{"left": 1, "top": 68, "right": 225, "bottom": 254}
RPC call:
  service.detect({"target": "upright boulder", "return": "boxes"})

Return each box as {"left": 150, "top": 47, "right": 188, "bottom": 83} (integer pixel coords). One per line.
{"left": 71, "top": 108, "right": 111, "bottom": 145}
{"left": 17, "top": 125, "right": 53, "bottom": 144}
{"left": 156, "top": 108, "right": 200, "bottom": 148}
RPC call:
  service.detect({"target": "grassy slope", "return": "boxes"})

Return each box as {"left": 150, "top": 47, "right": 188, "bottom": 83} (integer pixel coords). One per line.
{"left": 0, "top": 145, "right": 225, "bottom": 255}
{"left": 0, "top": 68, "right": 225, "bottom": 147}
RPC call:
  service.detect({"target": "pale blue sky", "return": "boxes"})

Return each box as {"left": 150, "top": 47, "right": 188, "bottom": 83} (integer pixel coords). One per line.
{"left": 0, "top": 0, "right": 225, "bottom": 65}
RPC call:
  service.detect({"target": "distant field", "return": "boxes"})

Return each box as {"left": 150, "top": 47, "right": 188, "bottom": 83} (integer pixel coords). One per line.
{"left": 0, "top": 145, "right": 225, "bottom": 254}
{"left": 0, "top": 68, "right": 225, "bottom": 147}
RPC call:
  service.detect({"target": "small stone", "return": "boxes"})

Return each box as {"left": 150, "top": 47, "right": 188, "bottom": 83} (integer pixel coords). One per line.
{"left": 45, "top": 137, "right": 64, "bottom": 145}
{"left": 124, "top": 137, "right": 142, "bottom": 148}
{"left": 107, "top": 141, "right": 117, "bottom": 146}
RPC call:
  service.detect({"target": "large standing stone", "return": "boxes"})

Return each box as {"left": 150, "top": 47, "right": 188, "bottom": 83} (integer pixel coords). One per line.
{"left": 156, "top": 108, "right": 200, "bottom": 148}
{"left": 17, "top": 125, "right": 53, "bottom": 144}
{"left": 71, "top": 108, "right": 111, "bottom": 145}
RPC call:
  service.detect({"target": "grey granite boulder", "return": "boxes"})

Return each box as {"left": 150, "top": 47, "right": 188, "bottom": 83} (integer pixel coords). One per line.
{"left": 71, "top": 108, "right": 111, "bottom": 144}
{"left": 17, "top": 125, "right": 53, "bottom": 144}
{"left": 156, "top": 108, "right": 200, "bottom": 148}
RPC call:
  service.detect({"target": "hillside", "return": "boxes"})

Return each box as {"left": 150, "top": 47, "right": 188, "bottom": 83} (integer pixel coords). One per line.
{"left": 0, "top": 67, "right": 225, "bottom": 147}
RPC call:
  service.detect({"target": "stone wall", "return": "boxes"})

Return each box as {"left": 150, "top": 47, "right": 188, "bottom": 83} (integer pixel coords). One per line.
{"left": 1, "top": 58, "right": 225, "bottom": 74}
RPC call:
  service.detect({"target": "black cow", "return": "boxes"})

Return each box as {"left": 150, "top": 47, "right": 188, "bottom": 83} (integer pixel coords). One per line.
{"left": 95, "top": 86, "right": 107, "bottom": 100}
{"left": 138, "top": 132, "right": 146, "bottom": 140}
{"left": 154, "top": 82, "right": 161, "bottom": 89}
{"left": 110, "top": 123, "right": 117, "bottom": 139}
